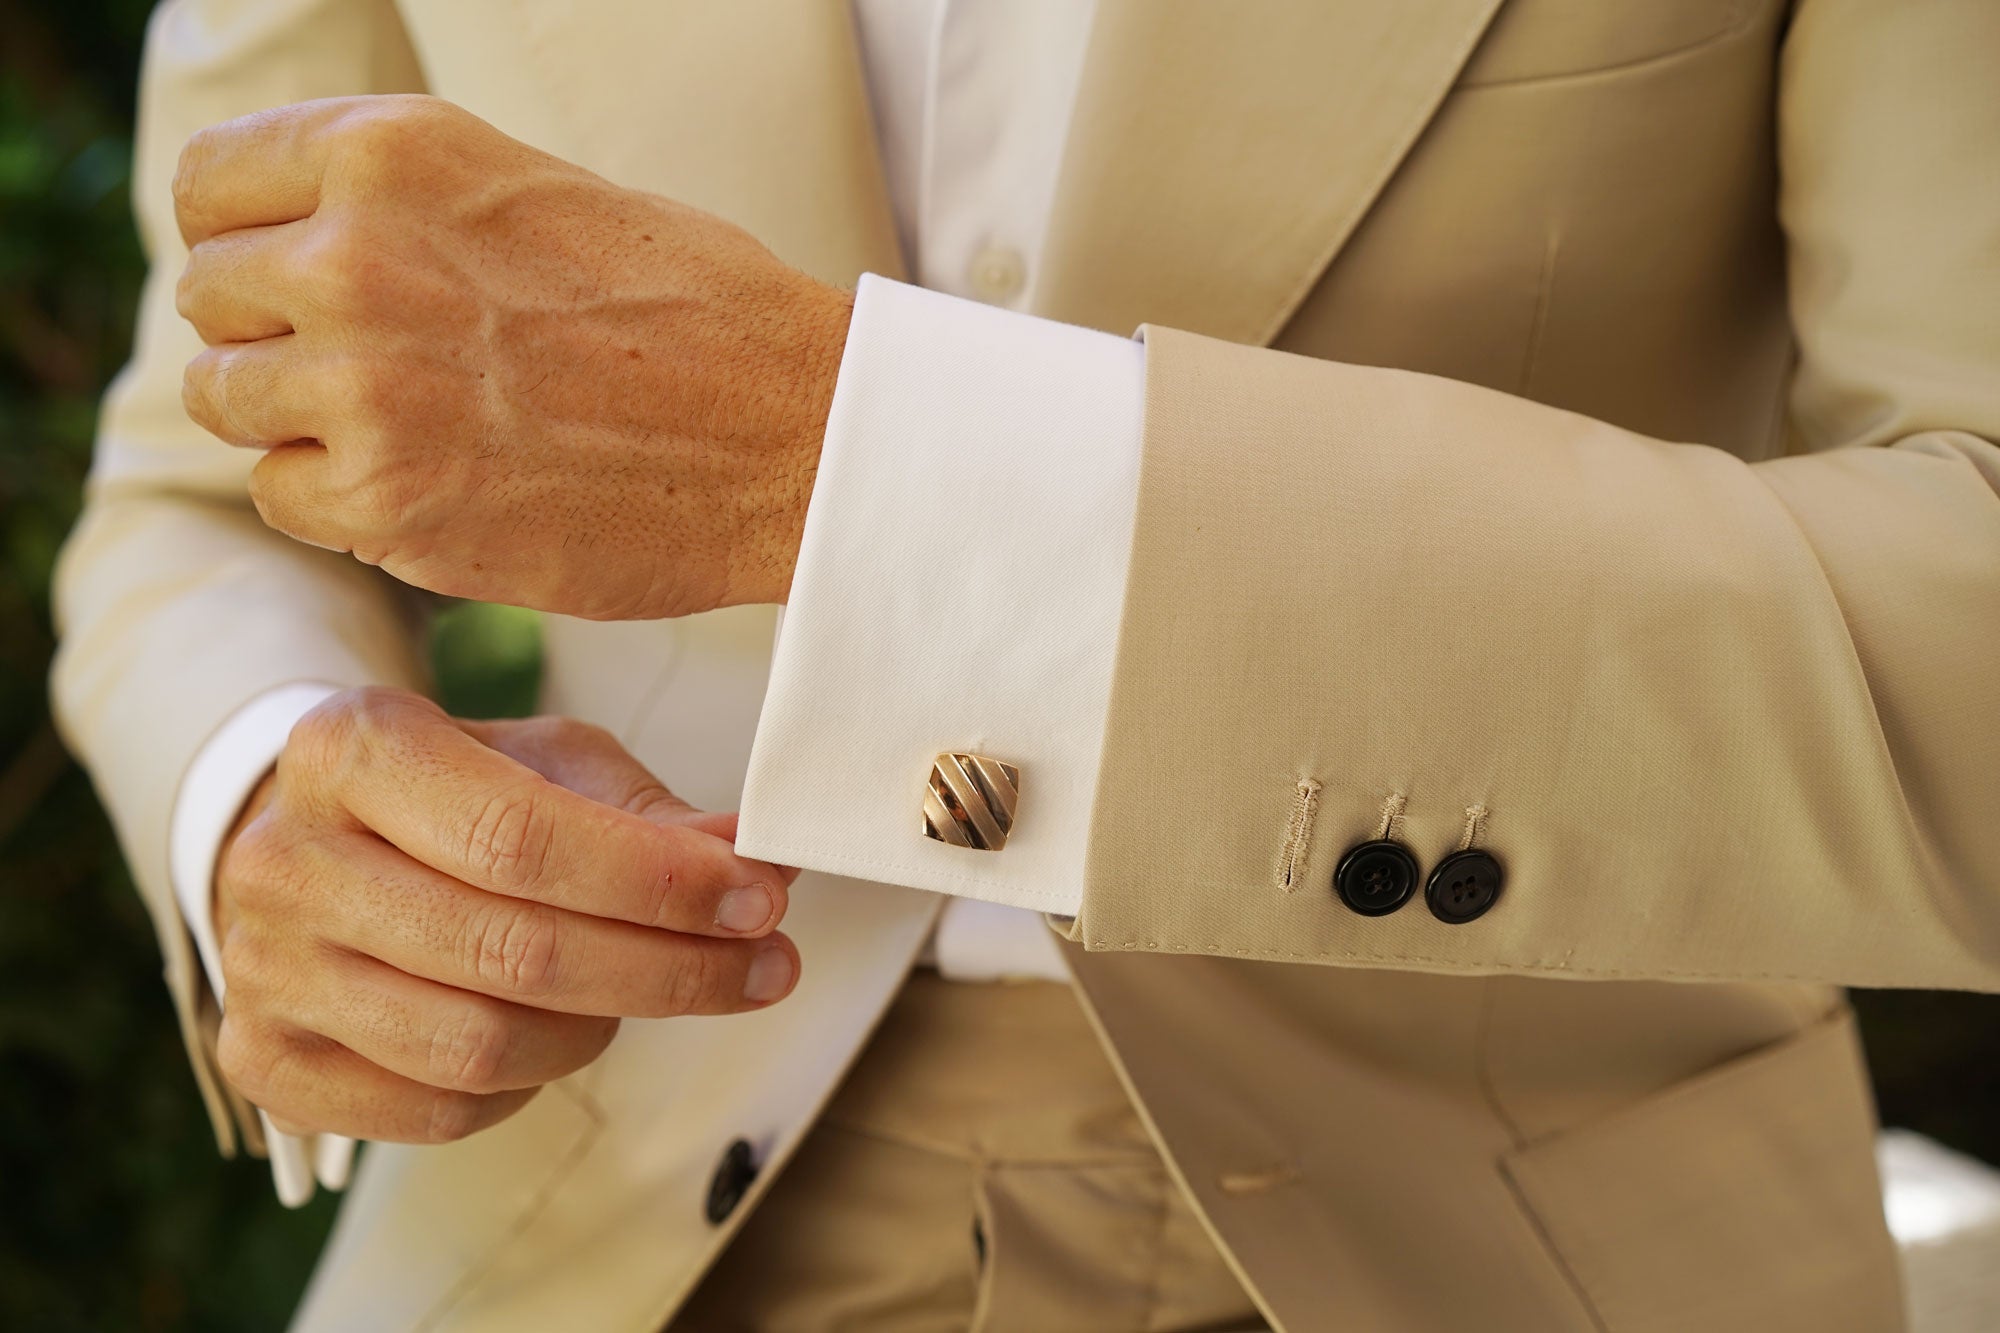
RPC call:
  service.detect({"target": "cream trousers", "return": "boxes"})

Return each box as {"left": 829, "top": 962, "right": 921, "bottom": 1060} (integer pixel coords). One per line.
{"left": 674, "top": 972, "right": 1265, "bottom": 1332}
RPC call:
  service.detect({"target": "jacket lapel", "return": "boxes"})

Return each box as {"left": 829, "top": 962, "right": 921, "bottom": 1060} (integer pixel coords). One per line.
{"left": 1033, "top": 0, "right": 1506, "bottom": 345}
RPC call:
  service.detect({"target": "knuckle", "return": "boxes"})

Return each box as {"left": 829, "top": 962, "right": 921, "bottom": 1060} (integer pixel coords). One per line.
{"left": 523, "top": 714, "right": 593, "bottom": 750}
{"left": 554, "top": 716, "right": 611, "bottom": 748}
{"left": 280, "top": 705, "right": 341, "bottom": 776}
{"left": 663, "top": 946, "right": 722, "bottom": 1016}
{"left": 463, "top": 786, "right": 556, "bottom": 894}
{"left": 470, "top": 905, "right": 563, "bottom": 998}
{"left": 285, "top": 693, "right": 367, "bottom": 787}
{"left": 427, "top": 1002, "right": 512, "bottom": 1093}
{"left": 348, "top": 450, "right": 432, "bottom": 537}
{"left": 171, "top": 130, "right": 214, "bottom": 220}
{"left": 300, "top": 223, "right": 356, "bottom": 290}
{"left": 218, "top": 824, "right": 288, "bottom": 914}
{"left": 422, "top": 1089, "right": 485, "bottom": 1144}
{"left": 622, "top": 781, "right": 686, "bottom": 828}
{"left": 174, "top": 258, "right": 201, "bottom": 323}
{"left": 215, "top": 1015, "right": 287, "bottom": 1104}
{"left": 244, "top": 454, "right": 287, "bottom": 526}
{"left": 216, "top": 355, "right": 256, "bottom": 435}
{"left": 179, "top": 357, "right": 203, "bottom": 415}
{"left": 331, "top": 95, "right": 452, "bottom": 173}
{"left": 181, "top": 351, "right": 220, "bottom": 428}
{"left": 210, "top": 355, "right": 249, "bottom": 436}
{"left": 216, "top": 923, "right": 271, "bottom": 993}
{"left": 381, "top": 92, "right": 456, "bottom": 130}
{"left": 294, "top": 686, "right": 424, "bottom": 775}
{"left": 304, "top": 226, "right": 387, "bottom": 311}
{"left": 343, "top": 683, "right": 425, "bottom": 736}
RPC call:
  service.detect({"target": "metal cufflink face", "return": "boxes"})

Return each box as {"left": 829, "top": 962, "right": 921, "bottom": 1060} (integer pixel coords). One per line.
{"left": 922, "top": 753, "right": 1019, "bottom": 851}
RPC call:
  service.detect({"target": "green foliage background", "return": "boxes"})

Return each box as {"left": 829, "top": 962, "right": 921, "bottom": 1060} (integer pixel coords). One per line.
{"left": 0, "top": 3, "right": 1993, "bottom": 1329}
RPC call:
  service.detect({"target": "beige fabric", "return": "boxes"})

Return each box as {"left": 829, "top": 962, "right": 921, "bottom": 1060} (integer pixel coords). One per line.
{"left": 48, "top": 0, "right": 1988, "bottom": 1327}
{"left": 1066, "top": 951, "right": 1901, "bottom": 1331}
{"left": 674, "top": 973, "right": 1262, "bottom": 1332}
{"left": 1071, "top": 0, "right": 2000, "bottom": 991}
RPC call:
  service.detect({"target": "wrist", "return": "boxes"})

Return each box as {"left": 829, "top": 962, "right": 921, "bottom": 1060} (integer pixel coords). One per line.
{"left": 726, "top": 278, "right": 853, "bottom": 607}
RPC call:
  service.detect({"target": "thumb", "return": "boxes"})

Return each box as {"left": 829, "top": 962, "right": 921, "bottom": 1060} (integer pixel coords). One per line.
{"left": 674, "top": 811, "right": 801, "bottom": 886}
{"left": 682, "top": 809, "right": 739, "bottom": 840}
{"left": 459, "top": 715, "right": 702, "bottom": 822}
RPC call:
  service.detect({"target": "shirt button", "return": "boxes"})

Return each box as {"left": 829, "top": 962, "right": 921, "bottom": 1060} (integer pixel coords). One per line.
{"left": 968, "top": 246, "right": 1027, "bottom": 303}
{"left": 1425, "top": 849, "right": 1504, "bottom": 924}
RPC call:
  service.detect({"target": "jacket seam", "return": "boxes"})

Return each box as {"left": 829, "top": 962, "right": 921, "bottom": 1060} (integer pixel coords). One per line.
{"left": 1074, "top": 936, "right": 1933, "bottom": 987}
{"left": 1454, "top": 0, "right": 1758, "bottom": 93}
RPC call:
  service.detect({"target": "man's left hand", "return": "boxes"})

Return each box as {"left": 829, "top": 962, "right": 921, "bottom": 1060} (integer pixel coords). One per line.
{"left": 174, "top": 95, "right": 852, "bottom": 619}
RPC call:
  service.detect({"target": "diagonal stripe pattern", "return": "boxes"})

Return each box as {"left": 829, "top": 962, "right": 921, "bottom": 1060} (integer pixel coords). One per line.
{"left": 922, "top": 753, "right": 1021, "bottom": 851}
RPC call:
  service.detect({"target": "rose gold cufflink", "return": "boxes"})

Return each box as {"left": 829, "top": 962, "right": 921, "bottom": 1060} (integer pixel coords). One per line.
{"left": 922, "top": 753, "right": 1019, "bottom": 851}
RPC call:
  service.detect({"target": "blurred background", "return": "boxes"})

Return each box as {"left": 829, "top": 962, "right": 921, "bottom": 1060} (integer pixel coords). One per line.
{"left": 1, "top": 3, "right": 1996, "bottom": 1330}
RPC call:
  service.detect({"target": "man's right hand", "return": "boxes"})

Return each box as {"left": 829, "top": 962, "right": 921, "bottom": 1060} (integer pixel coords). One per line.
{"left": 211, "top": 686, "right": 800, "bottom": 1145}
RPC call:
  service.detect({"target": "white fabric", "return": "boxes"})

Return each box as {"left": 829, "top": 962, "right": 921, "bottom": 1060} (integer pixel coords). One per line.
{"left": 737, "top": 275, "right": 1140, "bottom": 919}
{"left": 853, "top": 0, "right": 1097, "bottom": 308}
{"left": 1878, "top": 1131, "right": 2000, "bottom": 1333}
{"left": 799, "top": 0, "right": 1118, "bottom": 969}
{"left": 929, "top": 897, "right": 1089, "bottom": 982}
{"left": 1879, "top": 1130, "right": 2000, "bottom": 1246}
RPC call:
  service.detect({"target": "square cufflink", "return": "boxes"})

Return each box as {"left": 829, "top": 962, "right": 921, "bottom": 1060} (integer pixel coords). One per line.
{"left": 922, "top": 753, "right": 1019, "bottom": 851}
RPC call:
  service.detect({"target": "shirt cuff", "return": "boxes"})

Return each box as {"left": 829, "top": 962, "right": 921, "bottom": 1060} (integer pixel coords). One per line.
{"left": 169, "top": 681, "right": 345, "bottom": 1207}
{"left": 737, "top": 275, "right": 1144, "bottom": 917}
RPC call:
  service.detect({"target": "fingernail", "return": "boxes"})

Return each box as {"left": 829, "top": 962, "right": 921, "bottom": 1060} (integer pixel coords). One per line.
{"left": 742, "top": 945, "right": 794, "bottom": 1003}
{"left": 715, "top": 884, "right": 774, "bottom": 934}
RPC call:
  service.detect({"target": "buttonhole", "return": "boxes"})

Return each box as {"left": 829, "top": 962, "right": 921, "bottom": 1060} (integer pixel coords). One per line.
{"left": 1217, "top": 1163, "right": 1302, "bottom": 1196}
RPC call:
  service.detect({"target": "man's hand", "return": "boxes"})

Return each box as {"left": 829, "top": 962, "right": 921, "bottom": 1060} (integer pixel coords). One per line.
{"left": 173, "top": 95, "right": 852, "bottom": 619}
{"left": 213, "top": 687, "right": 800, "bottom": 1144}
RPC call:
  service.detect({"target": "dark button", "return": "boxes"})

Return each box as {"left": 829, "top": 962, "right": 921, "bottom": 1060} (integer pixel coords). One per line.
{"left": 705, "top": 1138, "right": 759, "bottom": 1225}
{"left": 1334, "top": 839, "right": 1418, "bottom": 916}
{"left": 1425, "top": 849, "right": 1504, "bottom": 924}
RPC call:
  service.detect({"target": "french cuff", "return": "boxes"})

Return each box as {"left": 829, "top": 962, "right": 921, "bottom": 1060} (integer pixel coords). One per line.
{"left": 737, "top": 275, "right": 1144, "bottom": 918}
{"left": 170, "top": 680, "right": 345, "bottom": 1207}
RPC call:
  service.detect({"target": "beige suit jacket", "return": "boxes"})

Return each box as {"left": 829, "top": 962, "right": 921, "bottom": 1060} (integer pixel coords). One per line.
{"left": 53, "top": 0, "right": 1999, "bottom": 1329}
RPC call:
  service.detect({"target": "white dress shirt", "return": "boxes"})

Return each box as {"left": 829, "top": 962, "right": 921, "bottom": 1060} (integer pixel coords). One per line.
{"left": 169, "top": 0, "right": 1145, "bottom": 1203}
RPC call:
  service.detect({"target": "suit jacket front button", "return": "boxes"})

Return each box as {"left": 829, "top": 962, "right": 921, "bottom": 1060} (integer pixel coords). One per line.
{"left": 705, "top": 1138, "right": 759, "bottom": 1225}
{"left": 1425, "top": 849, "right": 1504, "bottom": 924}
{"left": 1334, "top": 839, "right": 1419, "bottom": 916}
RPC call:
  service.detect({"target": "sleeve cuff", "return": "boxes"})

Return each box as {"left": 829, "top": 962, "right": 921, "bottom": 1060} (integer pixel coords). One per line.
{"left": 737, "top": 275, "right": 1144, "bottom": 917}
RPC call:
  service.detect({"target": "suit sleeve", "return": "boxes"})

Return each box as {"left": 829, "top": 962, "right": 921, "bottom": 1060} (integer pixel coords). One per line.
{"left": 50, "top": 0, "right": 431, "bottom": 1155}
{"left": 1069, "top": 0, "right": 2000, "bottom": 989}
